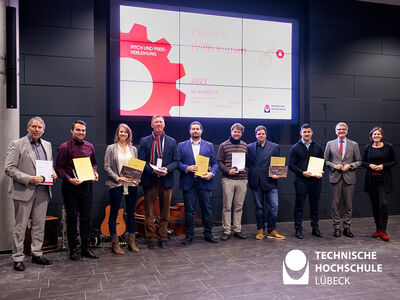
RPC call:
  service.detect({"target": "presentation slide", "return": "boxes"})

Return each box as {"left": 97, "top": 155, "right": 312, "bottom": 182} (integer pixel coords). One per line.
{"left": 119, "top": 5, "right": 297, "bottom": 120}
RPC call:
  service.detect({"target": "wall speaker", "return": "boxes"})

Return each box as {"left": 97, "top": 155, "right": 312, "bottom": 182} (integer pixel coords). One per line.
{"left": 6, "top": 6, "right": 17, "bottom": 109}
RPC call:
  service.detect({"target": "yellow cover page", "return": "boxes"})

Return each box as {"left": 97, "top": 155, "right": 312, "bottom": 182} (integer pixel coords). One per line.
{"left": 73, "top": 157, "right": 95, "bottom": 181}
{"left": 195, "top": 155, "right": 209, "bottom": 177}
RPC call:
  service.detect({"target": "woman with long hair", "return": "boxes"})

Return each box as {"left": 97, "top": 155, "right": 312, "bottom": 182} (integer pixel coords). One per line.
{"left": 104, "top": 124, "right": 140, "bottom": 254}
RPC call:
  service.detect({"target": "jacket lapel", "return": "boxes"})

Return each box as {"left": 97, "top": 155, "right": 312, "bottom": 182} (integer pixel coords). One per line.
{"left": 24, "top": 136, "right": 37, "bottom": 167}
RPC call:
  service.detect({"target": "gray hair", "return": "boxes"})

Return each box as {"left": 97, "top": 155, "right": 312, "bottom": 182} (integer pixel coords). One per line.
{"left": 151, "top": 115, "right": 165, "bottom": 124}
{"left": 335, "top": 122, "right": 348, "bottom": 131}
{"left": 27, "top": 116, "right": 45, "bottom": 129}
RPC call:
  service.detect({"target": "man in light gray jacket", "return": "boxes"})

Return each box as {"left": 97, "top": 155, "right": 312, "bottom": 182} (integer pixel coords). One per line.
{"left": 5, "top": 117, "right": 57, "bottom": 271}
{"left": 324, "top": 122, "right": 361, "bottom": 238}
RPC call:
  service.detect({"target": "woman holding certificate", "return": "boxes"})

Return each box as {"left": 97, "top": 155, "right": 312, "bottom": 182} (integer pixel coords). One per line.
{"left": 104, "top": 124, "right": 140, "bottom": 254}
{"left": 362, "top": 127, "right": 396, "bottom": 242}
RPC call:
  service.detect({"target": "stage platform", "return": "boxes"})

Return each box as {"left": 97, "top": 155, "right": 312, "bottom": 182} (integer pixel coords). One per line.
{"left": 1, "top": 215, "right": 399, "bottom": 299}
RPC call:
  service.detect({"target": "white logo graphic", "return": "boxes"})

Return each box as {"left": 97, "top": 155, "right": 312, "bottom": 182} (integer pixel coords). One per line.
{"left": 283, "top": 249, "right": 309, "bottom": 285}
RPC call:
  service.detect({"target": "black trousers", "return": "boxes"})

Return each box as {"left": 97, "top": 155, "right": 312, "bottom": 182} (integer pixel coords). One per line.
{"left": 62, "top": 180, "right": 93, "bottom": 251}
{"left": 369, "top": 177, "right": 389, "bottom": 231}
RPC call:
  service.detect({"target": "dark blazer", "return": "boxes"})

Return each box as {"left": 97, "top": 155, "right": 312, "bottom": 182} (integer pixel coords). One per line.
{"left": 362, "top": 143, "right": 397, "bottom": 193}
{"left": 177, "top": 139, "right": 218, "bottom": 191}
{"left": 138, "top": 134, "right": 178, "bottom": 188}
{"left": 247, "top": 140, "right": 279, "bottom": 191}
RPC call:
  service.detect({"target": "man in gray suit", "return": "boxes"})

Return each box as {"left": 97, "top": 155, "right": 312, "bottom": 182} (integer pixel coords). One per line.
{"left": 5, "top": 117, "right": 57, "bottom": 271}
{"left": 324, "top": 122, "right": 361, "bottom": 238}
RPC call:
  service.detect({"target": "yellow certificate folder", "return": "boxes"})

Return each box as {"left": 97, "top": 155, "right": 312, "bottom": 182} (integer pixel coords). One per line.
{"left": 73, "top": 157, "right": 95, "bottom": 181}
{"left": 195, "top": 155, "right": 209, "bottom": 177}
{"left": 270, "top": 156, "right": 286, "bottom": 166}
{"left": 307, "top": 156, "right": 325, "bottom": 176}
{"left": 128, "top": 157, "right": 146, "bottom": 171}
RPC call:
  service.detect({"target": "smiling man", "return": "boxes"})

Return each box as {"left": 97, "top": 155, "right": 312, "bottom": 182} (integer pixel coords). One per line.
{"left": 324, "top": 122, "right": 361, "bottom": 238}
{"left": 56, "top": 120, "right": 99, "bottom": 261}
{"left": 247, "top": 125, "right": 285, "bottom": 240}
{"left": 178, "top": 121, "right": 219, "bottom": 245}
{"left": 138, "top": 115, "right": 178, "bottom": 249}
{"left": 217, "top": 123, "right": 248, "bottom": 241}
{"left": 5, "top": 117, "right": 57, "bottom": 271}
{"left": 288, "top": 123, "right": 324, "bottom": 239}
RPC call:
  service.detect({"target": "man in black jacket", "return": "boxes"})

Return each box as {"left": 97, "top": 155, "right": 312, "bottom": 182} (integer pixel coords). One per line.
{"left": 288, "top": 124, "right": 324, "bottom": 239}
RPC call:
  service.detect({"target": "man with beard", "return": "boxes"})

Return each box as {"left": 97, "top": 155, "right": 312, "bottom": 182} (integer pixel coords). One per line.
{"left": 217, "top": 123, "right": 248, "bottom": 241}
{"left": 178, "top": 121, "right": 219, "bottom": 245}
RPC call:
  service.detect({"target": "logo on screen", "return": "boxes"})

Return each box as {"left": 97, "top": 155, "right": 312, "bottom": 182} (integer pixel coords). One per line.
{"left": 264, "top": 104, "right": 271, "bottom": 113}
{"left": 282, "top": 249, "right": 309, "bottom": 285}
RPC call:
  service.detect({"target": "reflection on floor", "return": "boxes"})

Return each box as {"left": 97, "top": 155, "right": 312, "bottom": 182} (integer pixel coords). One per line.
{"left": 1, "top": 215, "right": 399, "bottom": 300}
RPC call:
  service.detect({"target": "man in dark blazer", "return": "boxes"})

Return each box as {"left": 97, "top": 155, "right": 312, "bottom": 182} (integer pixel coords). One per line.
{"left": 5, "top": 117, "right": 56, "bottom": 271}
{"left": 247, "top": 125, "right": 285, "bottom": 240}
{"left": 178, "top": 121, "right": 219, "bottom": 245}
{"left": 288, "top": 123, "right": 324, "bottom": 239}
{"left": 324, "top": 122, "right": 361, "bottom": 238}
{"left": 138, "top": 115, "right": 178, "bottom": 249}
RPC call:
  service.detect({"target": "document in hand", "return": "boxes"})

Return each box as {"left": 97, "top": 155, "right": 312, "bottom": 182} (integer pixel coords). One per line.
{"left": 268, "top": 156, "right": 288, "bottom": 177}
{"left": 120, "top": 158, "right": 146, "bottom": 180}
{"left": 232, "top": 152, "right": 245, "bottom": 171}
{"left": 36, "top": 160, "right": 53, "bottom": 185}
{"left": 307, "top": 156, "right": 324, "bottom": 176}
{"left": 195, "top": 155, "right": 209, "bottom": 177}
{"left": 73, "top": 157, "right": 95, "bottom": 181}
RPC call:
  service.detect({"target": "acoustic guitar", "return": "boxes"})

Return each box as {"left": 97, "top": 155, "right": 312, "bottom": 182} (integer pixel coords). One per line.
{"left": 100, "top": 205, "right": 127, "bottom": 237}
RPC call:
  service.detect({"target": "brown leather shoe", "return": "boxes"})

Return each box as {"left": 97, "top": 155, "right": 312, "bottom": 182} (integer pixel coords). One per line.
{"left": 111, "top": 236, "right": 124, "bottom": 255}
{"left": 128, "top": 234, "right": 140, "bottom": 253}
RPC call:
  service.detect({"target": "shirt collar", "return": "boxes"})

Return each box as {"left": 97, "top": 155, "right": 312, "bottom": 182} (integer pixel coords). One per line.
{"left": 301, "top": 139, "right": 312, "bottom": 146}
{"left": 28, "top": 135, "right": 41, "bottom": 145}
{"left": 73, "top": 139, "right": 84, "bottom": 145}
{"left": 190, "top": 138, "right": 201, "bottom": 145}
{"left": 337, "top": 137, "right": 347, "bottom": 143}
{"left": 257, "top": 140, "right": 267, "bottom": 147}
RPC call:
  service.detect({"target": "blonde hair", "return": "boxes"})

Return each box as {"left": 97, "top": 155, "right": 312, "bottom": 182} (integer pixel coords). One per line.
{"left": 114, "top": 123, "right": 133, "bottom": 144}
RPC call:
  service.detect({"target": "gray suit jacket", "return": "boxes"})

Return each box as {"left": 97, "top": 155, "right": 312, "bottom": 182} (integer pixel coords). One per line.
{"left": 324, "top": 138, "right": 362, "bottom": 184}
{"left": 104, "top": 143, "right": 138, "bottom": 189}
{"left": 4, "top": 135, "right": 53, "bottom": 201}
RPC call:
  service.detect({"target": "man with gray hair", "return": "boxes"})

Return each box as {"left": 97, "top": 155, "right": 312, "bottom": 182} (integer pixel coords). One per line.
{"left": 324, "top": 122, "right": 362, "bottom": 238}
{"left": 5, "top": 117, "right": 57, "bottom": 271}
{"left": 217, "top": 123, "right": 248, "bottom": 240}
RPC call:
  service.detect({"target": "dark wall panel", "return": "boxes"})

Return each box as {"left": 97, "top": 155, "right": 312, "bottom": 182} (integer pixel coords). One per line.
{"left": 24, "top": 56, "right": 93, "bottom": 87}
{"left": 20, "top": 26, "right": 94, "bottom": 58}
{"left": 20, "top": 0, "right": 70, "bottom": 27}
{"left": 310, "top": 74, "right": 354, "bottom": 98}
{"left": 325, "top": 52, "right": 400, "bottom": 78}
{"left": 355, "top": 77, "right": 400, "bottom": 99}
{"left": 71, "top": 0, "right": 94, "bottom": 30}
{"left": 21, "top": 86, "right": 94, "bottom": 116}
{"left": 382, "top": 35, "right": 400, "bottom": 55}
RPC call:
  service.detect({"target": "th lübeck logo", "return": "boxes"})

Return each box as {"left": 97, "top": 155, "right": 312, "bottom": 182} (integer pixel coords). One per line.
{"left": 264, "top": 104, "right": 271, "bottom": 113}
{"left": 283, "top": 249, "right": 309, "bottom": 285}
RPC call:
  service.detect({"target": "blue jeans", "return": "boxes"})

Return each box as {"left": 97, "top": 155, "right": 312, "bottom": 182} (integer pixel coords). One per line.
{"left": 182, "top": 181, "right": 213, "bottom": 238}
{"left": 251, "top": 187, "right": 278, "bottom": 233}
{"left": 109, "top": 186, "right": 137, "bottom": 237}
{"left": 293, "top": 177, "right": 321, "bottom": 231}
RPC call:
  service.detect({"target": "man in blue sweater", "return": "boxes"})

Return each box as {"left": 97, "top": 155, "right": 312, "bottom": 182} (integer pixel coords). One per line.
{"left": 288, "top": 124, "right": 324, "bottom": 239}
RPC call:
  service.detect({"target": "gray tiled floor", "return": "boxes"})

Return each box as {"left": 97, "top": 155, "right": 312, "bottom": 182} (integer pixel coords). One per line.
{"left": 1, "top": 215, "right": 399, "bottom": 299}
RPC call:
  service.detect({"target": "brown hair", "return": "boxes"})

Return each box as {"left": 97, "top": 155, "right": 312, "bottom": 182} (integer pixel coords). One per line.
{"left": 114, "top": 123, "right": 133, "bottom": 144}
{"left": 231, "top": 123, "right": 244, "bottom": 133}
{"left": 369, "top": 126, "right": 384, "bottom": 142}
{"left": 71, "top": 120, "right": 87, "bottom": 130}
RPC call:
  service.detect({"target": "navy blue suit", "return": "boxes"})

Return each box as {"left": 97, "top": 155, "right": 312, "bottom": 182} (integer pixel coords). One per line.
{"left": 138, "top": 134, "right": 178, "bottom": 188}
{"left": 138, "top": 133, "right": 178, "bottom": 241}
{"left": 177, "top": 139, "right": 218, "bottom": 238}
{"left": 247, "top": 141, "right": 280, "bottom": 232}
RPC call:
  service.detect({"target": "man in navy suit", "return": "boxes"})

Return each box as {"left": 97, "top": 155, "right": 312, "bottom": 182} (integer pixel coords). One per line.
{"left": 178, "top": 121, "right": 219, "bottom": 245}
{"left": 247, "top": 125, "right": 285, "bottom": 240}
{"left": 138, "top": 115, "right": 178, "bottom": 249}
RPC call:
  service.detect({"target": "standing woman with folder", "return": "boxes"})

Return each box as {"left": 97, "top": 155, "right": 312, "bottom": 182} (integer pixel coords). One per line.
{"left": 104, "top": 123, "right": 140, "bottom": 254}
{"left": 362, "top": 127, "right": 396, "bottom": 242}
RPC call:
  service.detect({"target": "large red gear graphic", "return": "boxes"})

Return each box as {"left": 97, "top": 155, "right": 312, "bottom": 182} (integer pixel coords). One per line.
{"left": 120, "top": 24, "right": 186, "bottom": 116}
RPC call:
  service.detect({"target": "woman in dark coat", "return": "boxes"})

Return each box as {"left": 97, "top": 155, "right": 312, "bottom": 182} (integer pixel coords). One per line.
{"left": 361, "top": 127, "right": 396, "bottom": 241}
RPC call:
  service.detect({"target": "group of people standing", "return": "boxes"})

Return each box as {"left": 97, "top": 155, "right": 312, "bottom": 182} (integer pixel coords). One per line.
{"left": 4, "top": 116, "right": 396, "bottom": 272}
